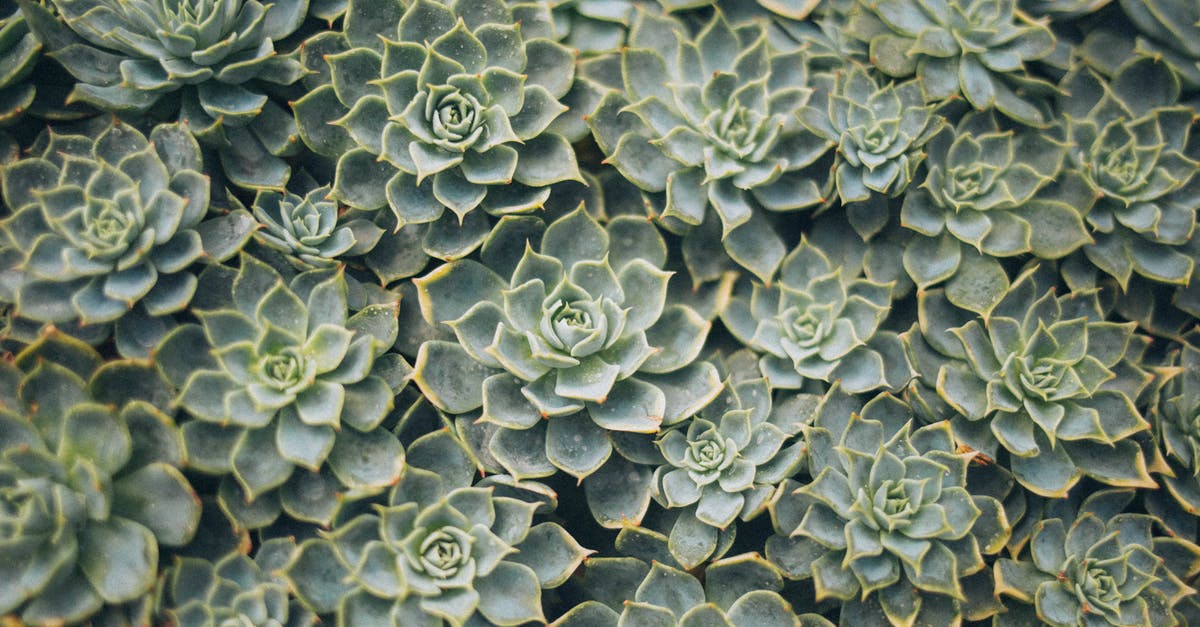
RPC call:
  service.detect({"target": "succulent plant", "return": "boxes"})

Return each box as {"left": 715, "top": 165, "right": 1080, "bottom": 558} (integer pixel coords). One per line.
{"left": 554, "top": 554, "right": 833, "bottom": 626}
{"left": 766, "top": 390, "right": 1010, "bottom": 626}
{"left": 0, "top": 120, "right": 254, "bottom": 328}
{"left": 1056, "top": 57, "right": 1200, "bottom": 288}
{"left": 911, "top": 266, "right": 1157, "bottom": 497}
{"left": 1149, "top": 340, "right": 1200, "bottom": 515}
{"left": 251, "top": 186, "right": 358, "bottom": 269}
{"left": 155, "top": 254, "right": 405, "bottom": 528}
{"left": 995, "top": 488, "right": 1200, "bottom": 626}
{"left": 1020, "top": 0, "right": 1114, "bottom": 17}
{"left": 1117, "top": 0, "right": 1200, "bottom": 91}
{"left": 648, "top": 376, "right": 807, "bottom": 567}
{"left": 586, "top": 9, "right": 833, "bottom": 280}
{"left": 156, "top": 537, "right": 317, "bottom": 626}
{"left": 799, "top": 62, "right": 942, "bottom": 222}
{"left": 412, "top": 207, "right": 721, "bottom": 482}
{"left": 899, "top": 110, "right": 1090, "bottom": 289}
{"left": 721, "top": 237, "right": 912, "bottom": 393}
{"left": 0, "top": 330, "right": 201, "bottom": 625}
{"left": 285, "top": 430, "right": 590, "bottom": 626}
{"left": 0, "top": 6, "right": 38, "bottom": 134}
{"left": 19, "top": 0, "right": 309, "bottom": 189}
{"left": 836, "top": 0, "right": 1057, "bottom": 125}
{"left": 293, "top": 0, "right": 581, "bottom": 259}
{"left": 547, "top": 0, "right": 637, "bottom": 53}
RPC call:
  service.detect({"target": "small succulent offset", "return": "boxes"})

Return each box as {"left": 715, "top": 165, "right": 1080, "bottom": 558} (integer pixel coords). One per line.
{"left": 156, "top": 538, "right": 317, "bottom": 626}
{"left": 838, "top": 0, "right": 1057, "bottom": 125}
{"left": 553, "top": 554, "right": 833, "bottom": 626}
{"left": 1057, "top": 57, "right": 1200, "bottom": 288}
{"left": 251, "top": 186, "right": 357, "bottom": 269}
{"left": 800, "top": 63, "right": 942, "bottom": 206}
{"left": 0, "top": 331, "right": 201, "bottom": 625}
{"left": 19, "top": 0, "right": 309, "bottom": 188}
{"left": 294, "top": 0, "right": 581, "bottom": 250}
{"left": 722, "top": 237, "right": 911, "bottom": 393}
{"left": 0, "top": 121, "right": 229, "bottom": 326}
{"left": 156, "top": 254, "right": 403, "bottom": 528}
{"left": 994, "top": 489, "right": 1200, "bottom": 626}
{"left": 916, "top": 268, "right": 1157, "bottom": 497}
{"left": 413, "top": 208, "right": 720, "bottom": 480}
{"left": 587, "top": 9, "right": 833, "bottom": 276}
{"left": 900, "top": 110, "right": 1089, "bottom": 288}
{"left": 285, "top": 432, "right": 590, "bottom": 626}
{"left": 651, "top": 377, "right": 807, "bottom": 567}
{"left": 766, "top": 392, "right": 1010, "bottom": 626}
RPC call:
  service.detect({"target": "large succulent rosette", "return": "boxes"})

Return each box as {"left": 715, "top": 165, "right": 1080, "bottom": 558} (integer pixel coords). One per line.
{"left": 995, "top": 489, "right": 1200, "bottom": 626}
{"left": 586, "top": 9, "right": 833, "bottom": 281}
{"left": 1056, "top": 57, "right": 1200, "bottom": 288}
{"left": 722, "top": 237, "right": 911, "bottom": 393}
{"left": 836, "top": 0, "right": 1057, "bottom": 125}
{"left": 910, "top": 267, "right": 1157, "bottom": 497}
{"left": 156, "top": 254, "right": 406, "bottom": 528}
{"left": 293, "top": 0, "right": 581, "bottom": 259}
{"left": 285, "top": 431, "right": 590, "bottom": 626}
{"left": 0, "top": 121, "right": 251, "bottom": 329}
{"left": 19, "top": 0, "right": 309, "bottom": 188}
{"left": 766, "top": 391, "right": 1010, "bottom": 626}
{"left": 412, "top": 207, "right": 720, "bottom": 484}
{"left": 0, "top": 332, "right": 200, "bottom": 625}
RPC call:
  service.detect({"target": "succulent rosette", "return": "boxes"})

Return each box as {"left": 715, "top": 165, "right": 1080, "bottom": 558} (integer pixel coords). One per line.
{"left": 546, "top": 0, "right": 637, "bottom": 53}
{"left": 412, "top": 207, "right": 720, "bottom": 483}
{"left": 0, "top": 120, "right": 254, "bottom": 329}
{"left": 1056, "top": 57, "right": 1200, "bottom": 288}
{"left": 1148, "top": 340, "right": 1200, "bottom": 514}
{"left": 1117, "top": 0, "right": 1200, "bottom": 91}
{"left": 835, "top": 0, "right": 1057, "bottom": 125}
{"left": 912, "top": 267, "right": 1157, "bottom": 497}
{"left": 156, "top": 254, "right": 406, "bottom": 528}
{"left": 285, "top": 431, "right": 590, "bottom": 626}
{"left": 0, "top": 331, "right": 201, "bottom": 625}
{"left": 19, "top": 0, "right": 309, "bottom": 188}
{"left": 721, "top": 237, "right": 911, "bottom": 393}
{"left": 648, "top": 376, "right": 807, "bottom": 567}
{"left": 156, "top": 537, "right": 317, "bottom": 627}
{"left": 766, "top": 390, "right": 1010, "bottom": 626}
{"left": 586, "top": 9, "right": 833, "bottom": 281}
{"left": 293, "top": 0, "right": 581, "bottom": 259}
{"left": 800, "top": 62, "right": 942, "bottom": 234}
{"left": 251, "top": 185, "right": 364, "bottom": 270}
{"left": 994, "top": 488, "right": 1200, "bottom": 626}
{"left": 900, "top": 110, "right": 1090, "bottom": 289}
{"left": 553, "top": 554, "right": 833, "bottom": 626}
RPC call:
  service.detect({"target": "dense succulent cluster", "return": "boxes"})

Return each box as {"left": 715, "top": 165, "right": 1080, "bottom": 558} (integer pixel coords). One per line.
{"left": 5, "top": 1, "right": 1200, "bottom": 625}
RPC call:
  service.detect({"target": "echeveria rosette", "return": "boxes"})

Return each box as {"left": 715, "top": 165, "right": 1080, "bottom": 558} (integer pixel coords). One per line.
{"left": 765, "top": 393, "right": 1010, "bottom": 626}
{"left": 156, "top": 537, "right": 317, "bottom": 627}
{"left": 252, "top": 186, "right": 363, "bottom": 270}
{"left": 586, "top": 9, "right": 834, "bottom": 281}
{"left": 553, "top": 554, "right": 833, "bottom": 626}
{"left": 413, "top": 207, "right": 721, "bottom": 483}
{"left": 721, "top": 237, "right": 912, "bottom": 394}
{"left": 156, "top": 254, "right": 405, "bottom": 529}
{"left": 293, "top": 0, "right": 582, "bottom": 259}
{"left": 0, "top": 331, "right": 201, "bottom": 625}
{"left": 1148, "top": 341, "right": 1200, "bottom": 515}
{"left": 0, "top": 121, "right": 248, "bottom": 329}
{"left": 900, "top": 110, "right": 1090, "bottom": 290}
{"left": 1057, "top": 57, "right": 1200, "bottom": 289}
{"left": 649, "top": 377, "right": 807, "bottom": 568}
{"left": 19, "top": 0, "right": 309, "bottom": 189}
{"left": 994, "top": 489, "right": 1200, "bottom": 626}
{"left": 799, "top": 63, "right": 942, "bottom": 238}
{"left": 285, "top": 431, "right": 590, "bottom": 626}
{"left": 838, "top": 0, "right": 1057, "bottom": 126}
{"left": 928, "top": 268, "right": 1157, "bottom": 497}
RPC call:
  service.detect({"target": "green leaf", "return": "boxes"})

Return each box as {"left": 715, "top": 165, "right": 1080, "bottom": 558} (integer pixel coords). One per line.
{"left": 475, "top": 561, "right": 545, "bottom": 625}
{"left": 945, "top": 250, "right": 1009, "bottom": 317}
{"left": 78, "top": 517, "right": 157, "bottom": 603}
{"left": 112, "top": 463, "right": 200, "bottom": 547}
